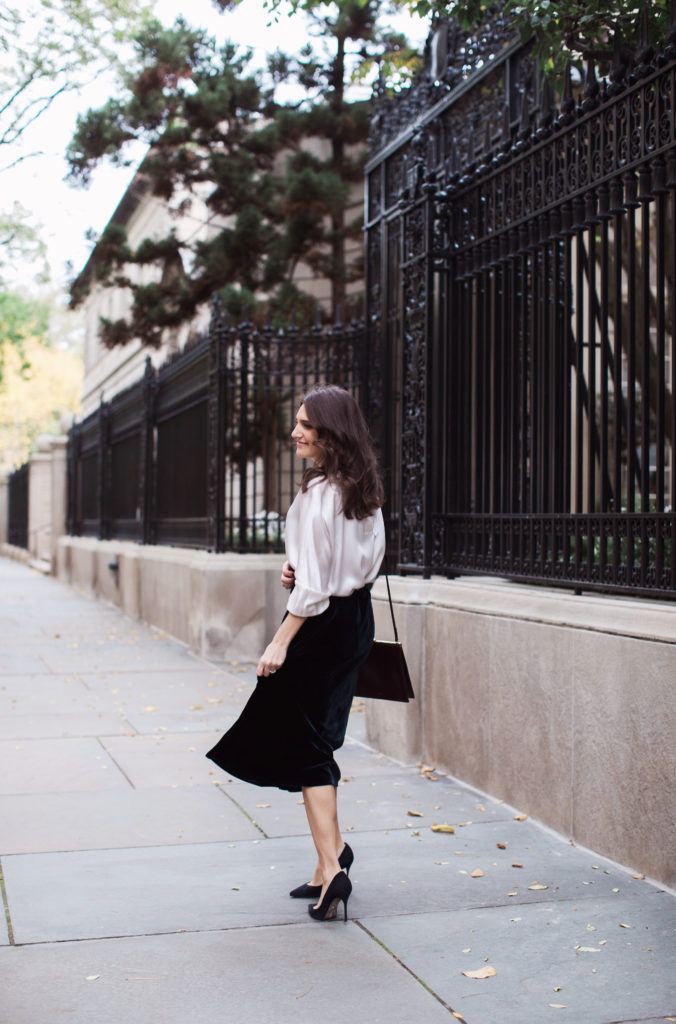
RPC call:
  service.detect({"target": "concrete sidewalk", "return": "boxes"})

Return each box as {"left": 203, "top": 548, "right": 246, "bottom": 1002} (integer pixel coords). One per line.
{"left": 0, "top": 556, "right": 674, "bottom": 1024}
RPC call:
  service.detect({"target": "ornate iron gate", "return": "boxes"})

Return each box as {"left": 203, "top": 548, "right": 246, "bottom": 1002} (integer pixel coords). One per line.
{"left": 365, "top": 7, "right": 676, "bottom": 597}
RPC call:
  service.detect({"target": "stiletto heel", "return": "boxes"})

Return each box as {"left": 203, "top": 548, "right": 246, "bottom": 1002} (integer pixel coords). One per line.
{"left": 289, "top": 842, "right": 354, "bottom": 898}
{"left": 308, "top": 871, "right": 351, "bottom": 921}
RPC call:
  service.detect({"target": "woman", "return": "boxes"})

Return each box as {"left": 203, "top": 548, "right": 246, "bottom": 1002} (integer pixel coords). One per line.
{"left": 207, "top": 384, "right": 385, "bottom": 921}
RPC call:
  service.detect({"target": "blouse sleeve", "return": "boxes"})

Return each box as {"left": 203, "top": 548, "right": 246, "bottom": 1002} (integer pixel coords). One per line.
{"left": 286, "top": 482, "right": 335, "bottom": 618}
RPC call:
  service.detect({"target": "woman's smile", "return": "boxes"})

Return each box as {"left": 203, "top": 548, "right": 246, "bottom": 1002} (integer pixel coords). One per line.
{"left": 292, "top": 404, "right": 322, "bottom": 461}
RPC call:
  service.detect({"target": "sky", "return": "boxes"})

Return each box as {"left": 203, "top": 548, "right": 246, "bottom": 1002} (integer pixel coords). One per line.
{"left": 3, "top": 0, "right": 430, "bottom": 297}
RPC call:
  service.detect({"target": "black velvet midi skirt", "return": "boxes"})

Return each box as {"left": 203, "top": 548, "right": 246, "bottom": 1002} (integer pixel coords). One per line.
{"left": 206, "top": 585, "right": 374, "bottom": 791}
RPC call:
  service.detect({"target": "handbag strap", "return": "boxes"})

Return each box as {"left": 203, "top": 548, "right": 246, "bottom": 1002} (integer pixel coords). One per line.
{"left": 383, "top": 573, "right": 399, "bottom": 643}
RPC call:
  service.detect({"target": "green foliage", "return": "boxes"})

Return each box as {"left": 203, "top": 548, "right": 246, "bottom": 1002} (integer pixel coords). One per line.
{"left": 68, "top": 5, "right": 410, "bottom": 346}
{"left": 0, "top": 0, "right": 154, "bottom": 157}
{"left": 0, "top": 291, "right": 50, "bottom": 384}
{"left": 402, "top": 0, "right": 670, "bottom": 73}
{"left": 0, "top": 204, "right": 49, "bottom": 289}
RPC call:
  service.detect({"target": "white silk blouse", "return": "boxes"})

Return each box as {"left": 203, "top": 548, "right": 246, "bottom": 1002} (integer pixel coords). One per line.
{"left": 285, "top": 477, "right": 386, "bottom": 618}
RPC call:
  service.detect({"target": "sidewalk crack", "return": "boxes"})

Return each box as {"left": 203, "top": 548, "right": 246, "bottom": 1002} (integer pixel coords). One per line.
{"left": 354, "top": 919, "right": 469, "bottom": 1021}
{"left": 219, "top": 787, "right": 269, "bottom": 838}
{"left": 0, "top": 859, "right": 16, "bottom": 945}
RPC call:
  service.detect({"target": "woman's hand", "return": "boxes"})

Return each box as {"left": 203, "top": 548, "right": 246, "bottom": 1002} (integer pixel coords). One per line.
{"left": 257, "top": 640, "right": 288, "bottom": 677}
{"left": 257, "top": 611, "right": 305, "bottom": 677}
{"left": 281, "top": 560, "right": 296, "bottom": 590}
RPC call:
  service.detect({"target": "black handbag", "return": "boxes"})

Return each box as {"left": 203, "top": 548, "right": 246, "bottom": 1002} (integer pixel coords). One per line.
{"left": 355, "top": 575, "right": 414, "bottom": 702}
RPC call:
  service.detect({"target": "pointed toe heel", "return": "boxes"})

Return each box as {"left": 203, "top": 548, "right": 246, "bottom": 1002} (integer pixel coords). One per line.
{"left": 289, "top": 881, "right": 321, "bottom": 899}
{"left": 290, "top": 842, "right": 354, "bottom": 898}
{"left": 308, "top": 871, "right": 352, "bottom": 922}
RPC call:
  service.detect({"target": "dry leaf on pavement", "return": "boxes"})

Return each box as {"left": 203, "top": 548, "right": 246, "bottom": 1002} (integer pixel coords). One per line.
{"left": 431, "top": 823, "right": 456, "bottom": 833}
{"left": 462, "top": 966, "right": 496, "bottom": 980}
{"left": 471, "top": 868, "right": 484, "bottom": 877}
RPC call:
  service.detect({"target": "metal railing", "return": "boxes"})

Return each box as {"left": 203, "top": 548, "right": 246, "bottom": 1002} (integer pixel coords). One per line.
{"left": 7, "top": 463, "right": 28, "bottom": 549}
{"left": 364, "top": 5, "right": 676, "bottom": 598}
{"left": 67, "top": 308, "right": 366, "bottom": 552}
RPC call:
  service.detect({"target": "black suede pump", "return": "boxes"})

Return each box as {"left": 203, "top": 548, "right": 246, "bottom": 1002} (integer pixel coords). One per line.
{"left": 289, "top": 842, "right": 354, "bottom": 899}
{"left": 308, "top": 871, "right": 352, "bottom": 921}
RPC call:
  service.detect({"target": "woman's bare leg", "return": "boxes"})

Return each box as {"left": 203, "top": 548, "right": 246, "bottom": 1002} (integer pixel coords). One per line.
{"left": 302, "top": 784, "right": 344, "bottom": 898}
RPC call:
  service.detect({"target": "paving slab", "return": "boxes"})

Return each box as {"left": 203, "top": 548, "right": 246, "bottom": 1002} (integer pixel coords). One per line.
{"left": 0, "top": 924, "right": 453, "bottom": 1024}
{"left": 0, "top": 736, "right": 131, "bottom": 795}
{"left": 0, "top": 650, "right": 54, "bottom": 674}
{"left": 3, "top": 836, "right": 337, "bottom": 943}
{"left": 225, "top": 751, "right": 513, "bottom": 838}
{"left": 3, "top": 824, "right": 656, "bottom": 946}
{"left": 333, "top": 821, "right": 653, "bottom": 920}
{"left": 0, "top": 785, "right": 260, "bottom": 855}
{"left": 38, "top": 640, "right": 204, "bottom": 675}
{"left": 361, "top": 891, "right": 676, "bottom": 1024}
{"left": 100, "top": 731, "right": 225, "bottom": 788}
{"left": 0, "top": 710, "right": 130, "bottom": 740}
{"left": 0, "top": 675, "right": 94, "bottom": 714}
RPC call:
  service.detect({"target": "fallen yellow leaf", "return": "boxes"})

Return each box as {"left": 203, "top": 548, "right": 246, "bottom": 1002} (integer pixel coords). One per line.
{"left": 471, "top": 868, "right": 484, "bottom": 877}
{"left": 431, "top": 823, "right": 456, "bottom": 833}
{"left": 632, "top": 873, "right": 645, "bottom": 880}
{"left": 548, "top": 1004, "right": 567, "bottom": 1009}
{"left": 576, "top": 946, "right": 600, "bottom": 953}
{"left": 528, "top": 883, "right": 548, "bottom": 890}
{"left": 462, "top": 966, "right": 496, "bottom": 980}
{"left": 407, "top": 809, "right": 424, "bottom": 817}
{"left": 514, "top": 813, "right": 528, "bottom": 821}
{"left": 255, "top": 803, "right": 270, "bottom": 808}
{"left": 618, "top": 922, "right": 631, "bottom": 929}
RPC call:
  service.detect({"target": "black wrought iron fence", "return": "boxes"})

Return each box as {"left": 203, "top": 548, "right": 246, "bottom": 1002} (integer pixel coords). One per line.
{"left": 67, "top": 308, "right": 366, "bottom": 552}
{"left": 364, "top": 5, "right": 676, "bottom": 598}
{"left": 66, "top": 5, "right": 676, "bottom": 600}
{"left": 7, "top": 463, "right": 28, "bottom": 549}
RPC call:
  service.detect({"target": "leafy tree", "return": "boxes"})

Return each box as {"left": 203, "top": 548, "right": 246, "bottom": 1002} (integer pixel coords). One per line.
{"left": 401, "top": 0, "right": 670, "bottom": 74}
{"left": 0, "top": 0, "right": 153, "bottom": 169}
{"left": 0, "top": 291, "right": 50, "bottom": 385}
{"left": 0, "top": 204, "right": 49, "bottom": 287}
{"left": 67, "top": 5, "right": 416, "bottom": 346}
{"left": 0, "top": 317, "right": 82, "bottom": 466}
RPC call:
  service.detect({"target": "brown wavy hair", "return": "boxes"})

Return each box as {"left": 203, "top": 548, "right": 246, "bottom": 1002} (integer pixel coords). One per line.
{"left": 300, "top": 385, "right": 384, "bottom": 520}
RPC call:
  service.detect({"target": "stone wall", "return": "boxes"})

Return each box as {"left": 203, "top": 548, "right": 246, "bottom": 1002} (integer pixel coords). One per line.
{"left": 57, "top": 537, "right": 288, "bottom": 663}
{"left": 368, "top": 576, "right": 676, "bottom": 890}
{"left": 1, "top": 434, "right": 67, "bottom": 569}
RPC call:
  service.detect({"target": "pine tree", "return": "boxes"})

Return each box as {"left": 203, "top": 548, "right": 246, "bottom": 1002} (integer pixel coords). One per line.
{"left": 66, "top": 5, "right": 416, "bottom": 346}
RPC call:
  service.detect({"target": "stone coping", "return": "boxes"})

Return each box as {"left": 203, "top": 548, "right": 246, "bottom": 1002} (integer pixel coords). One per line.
{"left": 372, "top": 574, "right": 676, "bottom": 645}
